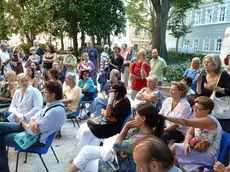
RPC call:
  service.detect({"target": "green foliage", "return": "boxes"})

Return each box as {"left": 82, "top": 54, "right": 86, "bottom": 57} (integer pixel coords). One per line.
{"left": 3, "top": 0, "right": 53, "bottom": 44}
{"left": 166, "top": 62, "right": 189, "bottom": 83}
{"left": 168, "top": 9, "right": 192, "bottom": 39}
{"left": 19, "top": 42, "right": 32, "bottom": 54}
{"left": 126, "top": 0, "right": 154, "bottom": 33}
{"left": 38, "top": 44, "right": 47, "bottom": 51}
{"left": 0, "top": 0, "right": 9, "bottom": 40}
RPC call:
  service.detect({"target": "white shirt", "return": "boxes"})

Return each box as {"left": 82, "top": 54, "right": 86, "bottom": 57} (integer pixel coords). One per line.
{"left": 9, "top": 85, "right": 43, "bottom": 120}
{"left": 159, "top": 97, "right": 191, "bottom": 134}
{"left": 0, "top": 49, "right": 11, "bottom": 71}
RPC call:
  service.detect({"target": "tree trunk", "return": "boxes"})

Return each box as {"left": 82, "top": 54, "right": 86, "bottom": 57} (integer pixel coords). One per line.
{"left": 91, "top": 35, "right": 95, "bottom": 47}
{"left": 153, "top": 0, "right": 172, "bottom": 61}
{"left": 72, "top": 30, "right": 78, "bottom": 57}
{"left": 176, "top": 37, "right": 179, "bottom": 57}
{"left": 60, "top": 31, "right": 64, "bottom": 50}
{"left": 96, "top": 35, "right": 101, "bottom": 45}
{"left": 108, "top": 35, "right": 111, "bottom": 47}
{"left": 103, "top": 35, "right": 107, "bottom": 45}
{"left": 81, "top": 30, "right": 85, "bottom": 47}
{"left": 151, "top": 29, "right": 155, "bottom": 49}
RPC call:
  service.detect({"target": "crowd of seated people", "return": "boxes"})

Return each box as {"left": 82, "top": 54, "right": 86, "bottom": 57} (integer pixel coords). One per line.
{"left": 1, "top": 41, "right": 230, "bottom": 172}
{"left": 68, "top": 103, "right": 165, "bottom": 172}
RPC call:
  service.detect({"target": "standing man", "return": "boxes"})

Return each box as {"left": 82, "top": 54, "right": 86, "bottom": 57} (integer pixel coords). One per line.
{"left": 0, "top": 42, "right": 12, "bottom": 75}
{"left": 149, "top": 49, "right": 167, "bottom": 86}
{"left": 34, "top": 40, "right": 44, "bottom": 71}
{"left": 183, "top": 57, "right": 201, "bottom": 92}
{"left": 123, "top": 45, "right": 136, "bottom": 88}
{"left": 130, "top": 49, "right": 150, "bottom": 100}
{"left": 82, "top": 40, "right": 98, "bottom": 85}
{"left": 99, "top": 44, "right": 110, "bottom": 92}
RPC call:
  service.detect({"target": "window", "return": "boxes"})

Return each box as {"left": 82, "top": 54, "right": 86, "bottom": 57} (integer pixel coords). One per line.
{"left": 218, "top": 6, "right": 226, "bottom": 22}
{"left": 203, "top": 39, "right": 210, "bottom": 51}
{"left": 144, "top": 30, "right": 148, "bottom": 37}
{"left": 134, "top": 28, "right": 139, "bottom": 38}
{"left": 185, "top": 12, "right": 192, "bottom": 25}
{"left": 193, "top": 39, "right": 199, "bottom": 50}
{"left": 206, "top": 7, "right": 213, "bottom": 23}
{"left": 195, "top": 10, "right": 202, "bottom": 24}
{"left": 215, "top": 38, "right": 222, "bottom": 52}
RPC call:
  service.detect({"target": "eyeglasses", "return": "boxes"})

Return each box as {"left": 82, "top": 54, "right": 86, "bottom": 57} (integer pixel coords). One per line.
{"left": 193, "top": 106, "right": 206, "bottom": 111}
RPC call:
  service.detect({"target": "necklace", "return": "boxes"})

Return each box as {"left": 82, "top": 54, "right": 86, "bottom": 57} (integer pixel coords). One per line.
{"left": 207, "top": 74, "right": 218, "bottom": 84}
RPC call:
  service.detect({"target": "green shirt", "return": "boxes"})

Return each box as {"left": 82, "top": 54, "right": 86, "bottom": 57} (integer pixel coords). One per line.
{"left": 64, "top": 55, "right": 77, "bottom": 73}
{"left": 150, "top": 56, "right": 167, "bottom": 82}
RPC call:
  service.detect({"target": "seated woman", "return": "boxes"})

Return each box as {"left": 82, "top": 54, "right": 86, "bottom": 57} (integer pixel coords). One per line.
{"left": 0, "top": 81, "right": 66, "bottom": 172}
{"left": 0, "top": 71, "right": 17, "bottom": 121}
{"left": 159, "top": 81, "right": 191, "bottom": 144}
{"left": 167, "top": 96, "right": 222, "bottom": 172}
{"left": 26, "top": 66, "right": 38, "bottom": 88}
{"left": 62, "top": 73, "right": 82, "bottom": 114}
{"left": 87, "top": 69, "right": 122, "bottom": 117}
{"left": 48, "top": 68, "right": 63, "bottom": 87}
{"left": 132, "top": 75, "right": 163, "bottom": 112}
{"left": 0, "top": 71, "right": 17, "bottom": 100}
{"left": 77, "top": 83, "right": 131, "bottom": 147}
{"left": 68, "top": 103, "right": 165, "bottom": 172}
{"left": 77, "top": 70, "right": 95, "bottom": 101}
{"left": 7, "top": 73, "right": 43, "bottom": 122}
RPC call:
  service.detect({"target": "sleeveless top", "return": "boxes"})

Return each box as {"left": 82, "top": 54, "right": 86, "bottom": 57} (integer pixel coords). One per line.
{"left": 43, "top": 53, "right": 54, "bottom": 69}
{"left": 194, "top": 115, "right": 222, "bottom": 158}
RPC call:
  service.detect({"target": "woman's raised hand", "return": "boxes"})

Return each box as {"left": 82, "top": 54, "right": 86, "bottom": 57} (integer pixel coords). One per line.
{"left": 124, "top": 120, "right": 139, "bottom": 130}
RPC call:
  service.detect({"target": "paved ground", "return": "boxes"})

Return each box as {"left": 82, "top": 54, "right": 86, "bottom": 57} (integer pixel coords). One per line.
{"left": 8, "top": 119, "right": 83, "bottom": 172}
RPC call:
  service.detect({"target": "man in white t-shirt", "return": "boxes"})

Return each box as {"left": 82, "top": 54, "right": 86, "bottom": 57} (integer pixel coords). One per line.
{"left": 0, "top": 42, "right": 12, "bottom": 74}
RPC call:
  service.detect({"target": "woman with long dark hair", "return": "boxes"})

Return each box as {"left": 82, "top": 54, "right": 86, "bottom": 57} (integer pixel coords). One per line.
{"left": 68, "top": 103, "right": 165, "bottom": 172}
{"left": 42, "top": 44, "right": 57, "bottom": 81}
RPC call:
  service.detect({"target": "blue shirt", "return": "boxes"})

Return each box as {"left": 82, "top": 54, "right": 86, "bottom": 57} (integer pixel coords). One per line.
{"left": 78, "top": 77, "right": 94, "bottom": 92}
{"left": 168, "top": 166, "right": 183, "bottom": 172}
{"left": 27, "top": 100, "right": 66, "bottom": 144}
{"left": 183, "top": 68, "right": 201, "bottom": 91}
{"left": 82, "top": 48, "right": 98, "bottom": 68}
{"left": 104, "top": 80, "right": 124, "bottom": 95}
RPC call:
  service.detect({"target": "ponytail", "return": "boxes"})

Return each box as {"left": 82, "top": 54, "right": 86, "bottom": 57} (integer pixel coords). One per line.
{"left": 154, "top": 115, "right": 165, "bottom": 139}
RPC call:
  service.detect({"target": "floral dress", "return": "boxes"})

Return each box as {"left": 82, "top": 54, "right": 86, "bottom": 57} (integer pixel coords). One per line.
{"left": 175, "top": 115, "right": 222, "bottom": 172}
{"left": 98, "top": 128, "right": 153, "bottom": 172}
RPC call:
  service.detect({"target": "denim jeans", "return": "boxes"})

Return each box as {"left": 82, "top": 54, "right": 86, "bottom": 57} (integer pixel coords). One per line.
{"left": 0, "top": 122, "right": 24, "bottom": 171}
{"left": 87, "top": 97, "right": 108, "bottom": 116}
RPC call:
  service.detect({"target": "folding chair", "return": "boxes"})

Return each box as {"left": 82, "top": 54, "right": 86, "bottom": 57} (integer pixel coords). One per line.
{"left": 80, "top": 86, "right": 97, "bottom": 116}
{"left": 66, "top": 94, "right": 84, "bottom": 127}
{"left": 121, "top": 112, "right": 133, "bottom": 131}
{"left": 14, "top": 131, "right": 59, "bottom": 172}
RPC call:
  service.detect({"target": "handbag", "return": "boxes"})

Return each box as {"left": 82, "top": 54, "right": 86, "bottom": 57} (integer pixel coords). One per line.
{"left": 100, "top": 135, "right": 119, "bottom": 171}
{"left": 14, "top": 132, "right": 40, "bottom": 150}
{"left": 210, "top": 74, "right": 230, "bottom": 119}
{"left": 98, "top": 74, "right": 107, "bottom": 85}
{"left": 189, "top": 136, "right": 210, "bottom": 152}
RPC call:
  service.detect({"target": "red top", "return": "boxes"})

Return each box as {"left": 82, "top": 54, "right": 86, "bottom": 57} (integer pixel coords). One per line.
{"left": 130, "top": 61, "right": 151, "bottom": 91}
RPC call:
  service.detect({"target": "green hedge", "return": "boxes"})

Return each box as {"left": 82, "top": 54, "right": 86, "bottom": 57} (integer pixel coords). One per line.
{"left": 19, "top": 43, "right": 47, "bottom": 55}
{"left": 165, "top": 61, "right": 190, "bottom": 83}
